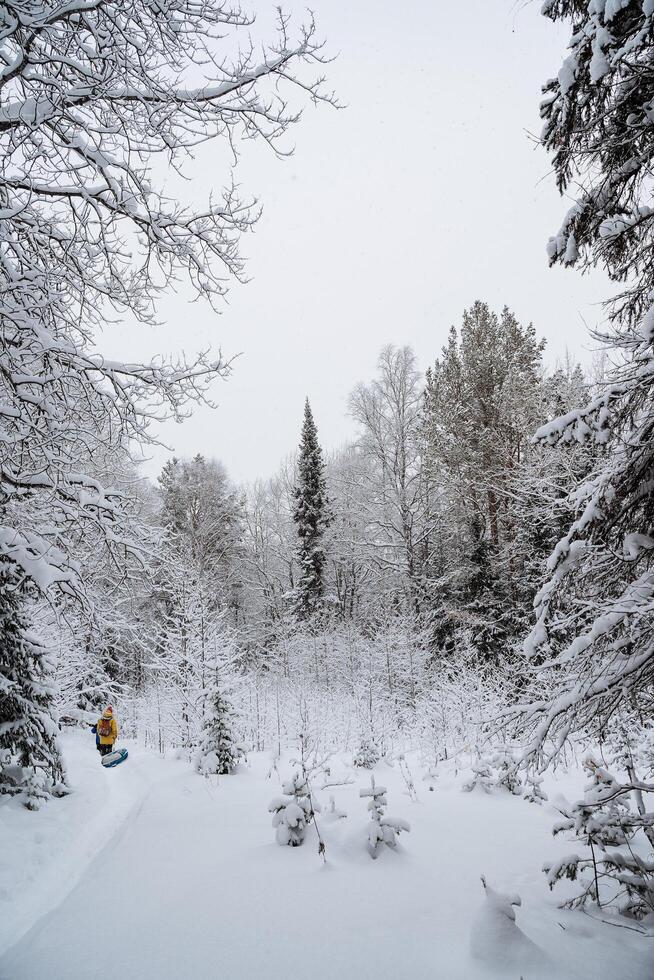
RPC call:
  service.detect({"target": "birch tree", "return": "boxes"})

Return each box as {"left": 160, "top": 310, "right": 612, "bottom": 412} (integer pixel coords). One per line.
{"left": 349, "top": 346, "right": 429, "bottom": 608}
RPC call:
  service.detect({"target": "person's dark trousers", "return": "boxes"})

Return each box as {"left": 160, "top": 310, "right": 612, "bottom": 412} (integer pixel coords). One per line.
{"left": 99, "top": 743, "right": 114, "bottom": 757}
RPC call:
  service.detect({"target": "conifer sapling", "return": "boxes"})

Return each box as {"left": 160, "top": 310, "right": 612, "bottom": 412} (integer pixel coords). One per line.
{"left": 195, "top": 686, "right": 244, "bottom": 777}
{"left": 269, "top": 771, "right": 320, "bottom": 847}
{"left": 353, "top": 735, "right": 380, "bottom": 770}
{"left": 359, "top": 775, "right": 410, "bottom": 859}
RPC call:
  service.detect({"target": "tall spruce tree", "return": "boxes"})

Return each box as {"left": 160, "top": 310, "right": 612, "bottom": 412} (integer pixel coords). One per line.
{"left": 292, "top": 400, "right": 331, "bottom": 620}
{"left": 0, "top": 561, "right": 67, "bottom": 809}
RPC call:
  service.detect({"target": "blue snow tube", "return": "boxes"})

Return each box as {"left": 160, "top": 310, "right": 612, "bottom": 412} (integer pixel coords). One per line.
{"left": 101, "top": 748, "right": 129, "bottom": 768}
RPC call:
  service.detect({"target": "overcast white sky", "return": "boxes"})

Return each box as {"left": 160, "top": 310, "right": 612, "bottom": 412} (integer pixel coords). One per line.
{"left": 104, "top": 0, "right": 610, "bottom": 484}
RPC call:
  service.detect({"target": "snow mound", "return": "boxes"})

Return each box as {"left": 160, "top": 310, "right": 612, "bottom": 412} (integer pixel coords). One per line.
{"left": 470, "top": 875, "right": 547, "bottom": 973}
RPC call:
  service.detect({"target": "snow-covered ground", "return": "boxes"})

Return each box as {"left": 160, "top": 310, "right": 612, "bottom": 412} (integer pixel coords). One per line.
{"left": 1, "top": 732, "right": 653, "bottom": 980}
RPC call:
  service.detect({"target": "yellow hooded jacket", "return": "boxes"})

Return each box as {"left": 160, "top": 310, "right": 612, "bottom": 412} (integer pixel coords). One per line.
{"left": 96, "top": 711, "right": 118, "bottom": 745}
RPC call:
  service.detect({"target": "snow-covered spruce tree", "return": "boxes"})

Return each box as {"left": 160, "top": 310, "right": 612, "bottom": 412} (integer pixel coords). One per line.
{"left": 195, "top": 687, "right": 244, "bottom": 777}
{"left": 462, "top": 757, "right": 494, "bottom": 794}
{"left": 515, "top": 4, "right": 654, "bottom": 790}
{"left": 269, "top": 771, "right": 319, "bottom": 847}
{"left": 353, "top": 734, "right": 381, "bottom": 769}
{"left": 359, "top": 775, "right": 410, "bottom": 859}
{"left": 544, "top": 758, "right": 654, "bottom": 918}
{"left": 523, "top": 773, "right": 548, "bottom": 806}
{"left": 0, "top": 562, "right": 67, "bottom": 809}
{"left": 145, "top": 543, "right": 242, "bottom": 756}
{"left": 292, "top": 400, "right": 331, "bottom": 621}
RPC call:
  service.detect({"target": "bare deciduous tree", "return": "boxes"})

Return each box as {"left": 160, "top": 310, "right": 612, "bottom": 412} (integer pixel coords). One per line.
{"left": 349, "top": 345, "right": 430, "bottom": 604}
{"left": 0, "top": 0, "right": 334, "bottom": 592}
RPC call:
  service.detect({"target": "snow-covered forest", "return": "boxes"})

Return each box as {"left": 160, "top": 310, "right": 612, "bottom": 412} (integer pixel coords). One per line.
{"left": 1, "top": 1, "right": 654, "bottom": 978}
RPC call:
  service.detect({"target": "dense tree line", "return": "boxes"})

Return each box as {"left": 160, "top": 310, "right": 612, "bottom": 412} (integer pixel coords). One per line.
{"left": 18, "top": 302, "right": 597, "bottom": 763}
{"left": 0, "top": 288, "right": 605, "bottom": 804}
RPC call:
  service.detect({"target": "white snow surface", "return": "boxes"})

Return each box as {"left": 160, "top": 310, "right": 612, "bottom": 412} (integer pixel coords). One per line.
{"left": 1, "top": 732, "right": 653, "bottom": 980}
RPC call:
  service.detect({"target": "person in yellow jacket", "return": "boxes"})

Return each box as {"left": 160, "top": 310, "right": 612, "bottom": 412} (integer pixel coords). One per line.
{"left": 95, "top": 706, "right": 118, "bottom": 757}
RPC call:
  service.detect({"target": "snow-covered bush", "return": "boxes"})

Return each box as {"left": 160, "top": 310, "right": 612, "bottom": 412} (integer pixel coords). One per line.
{"left": 194, "top": 688, "right": 245, "bottom": 777}
{"left": 353, "top": 735, "right": 380, "bottom": 769}
{"left": 359, "top": 775, "right": 410, "bottom": 859}
{"left": 544, "top": 757, "right": 654, "bottom": 919}
{"left": 463, "top": 748, "right": 522, "bottom": 796}
{"left": 269, "top": 772, "right": 320, "bottom": 847}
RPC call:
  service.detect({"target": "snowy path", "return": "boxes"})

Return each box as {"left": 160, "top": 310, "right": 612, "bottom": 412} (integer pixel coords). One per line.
{"left": 2, "top": 739, "right": 654, "bottom": 980}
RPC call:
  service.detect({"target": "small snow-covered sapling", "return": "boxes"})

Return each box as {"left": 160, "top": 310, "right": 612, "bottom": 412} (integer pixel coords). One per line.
{"left": 269, "top": 771, "right": 319, "bottom": 847}
{"left": 523, "top": 773, "right": 548, "bottom": 805}
{"left": 359, "top": 775, "right": 410, "bottom": 859}
{"left": 471, "top": 876, "right": 543, "bottom": 967}
{"left": 194, "top": 687, "right": 244, "bottom": 777}
{"left": 463, "top": 757, "right": 494, "bottom": 793}
{"left": 353, "top": 735, "right": 380, "bottom": 769}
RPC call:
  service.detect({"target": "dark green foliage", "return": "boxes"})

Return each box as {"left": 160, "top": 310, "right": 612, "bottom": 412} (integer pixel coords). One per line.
{"left": 422, "top": 303, "right": 550, "bottom": 663}
{"left": 195, "top": 687, "right": 243, "bottom": 776}
{"left": 292, "top": 400, "right": 331, "bottom": 620}
{"left": 515, "top": 0, "right": 654, "bottom": 771}
{"left": 541, "top": 0, "right": 654, "bottom": 328}
{"left": 0, "top": 561, "right": 67, "bottom": 809}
